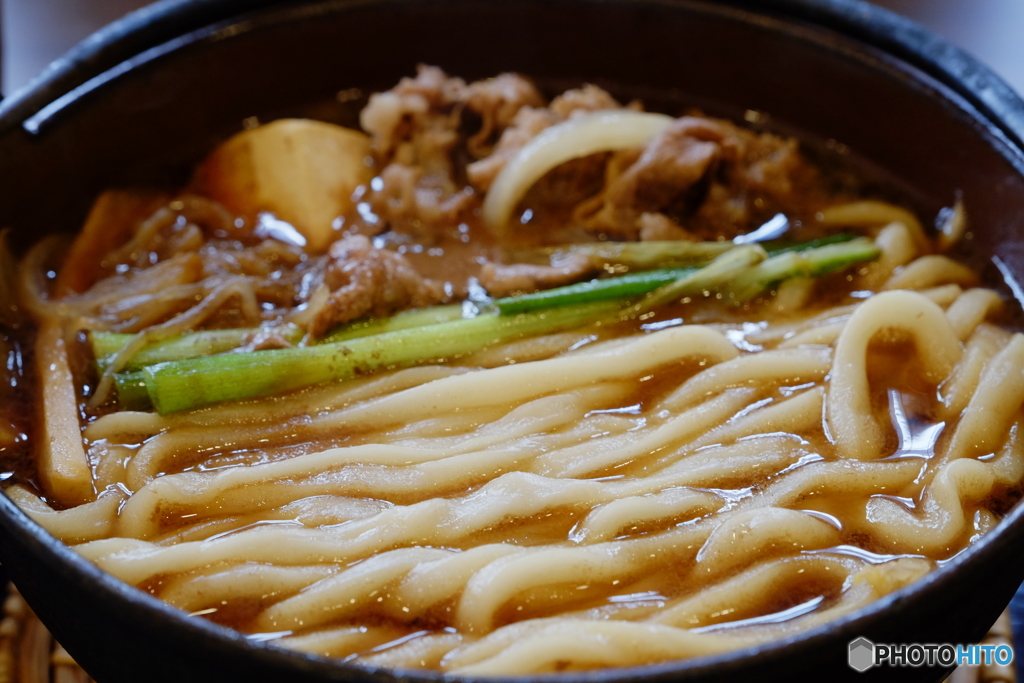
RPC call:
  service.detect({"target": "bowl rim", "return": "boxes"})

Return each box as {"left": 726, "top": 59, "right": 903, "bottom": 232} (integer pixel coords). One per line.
{"left": 2, "top": 0, "right": 1024, "bottom": 146}
{"left": 3, "top": 1, "right": 1024, "bottom": 681}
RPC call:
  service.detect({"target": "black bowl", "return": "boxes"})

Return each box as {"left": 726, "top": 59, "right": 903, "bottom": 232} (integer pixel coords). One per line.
{"left": 2, "top": 1, "right": 1024, "bottom": 682}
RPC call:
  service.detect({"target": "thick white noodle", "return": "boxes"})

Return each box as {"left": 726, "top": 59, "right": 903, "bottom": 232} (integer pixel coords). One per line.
{"left": 17, "top": 262, "right": 1022, "bottom": 673}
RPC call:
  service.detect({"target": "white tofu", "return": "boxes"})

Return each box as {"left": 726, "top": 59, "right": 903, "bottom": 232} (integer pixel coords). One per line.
{"left": 195, "top": 119, "right": 373, "bottom": 252}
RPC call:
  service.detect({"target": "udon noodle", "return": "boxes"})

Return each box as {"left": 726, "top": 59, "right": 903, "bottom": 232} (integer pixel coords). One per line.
{"left": 1, "top": 67, "right": 1021, "bottom": 674}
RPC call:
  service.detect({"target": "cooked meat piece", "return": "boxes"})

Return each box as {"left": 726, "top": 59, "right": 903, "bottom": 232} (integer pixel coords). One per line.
{"left": 690, "top": 133, "right": 819, "bottom": 237}
{"left": 637, "top": 212, "right": 699, "bottom": 242}
{"left": 358, "top": 73, "right": 637, "bottom": 241}
{"left": 527, "top": 151, "right": 613, "bottom": 210}
{"left": 358, "top": 70, "right": 830, "bottom": 248}
{"left": 464, "top": 73, "right": 546, "bottom": 157}
{"left": 364, "top": 163, "right": 476, "bottom": 240}
{"left": 360, "top": 64, "right": 466, "bottom": 169}
{"left": 357, "top": 66, "right": 526, "bottom": 241}
{"left": 579, "top": 117, "right": 734, "bottom": 237}
{"left": 574, "top": 116, "right": 824, "bottom": 240}
{"left": 743, "top": 135, "right": 803, "bottom": 196}
{"left": 571, "top": 149, "right": 641, "bottom": 222}
{"left": 466, "top": 107, "right": 558, "bottom": 192}
{"left": 357, "top": 70, "right": 830, "bottom": 250}
{"left": 549, "top": 84, "right": 622, "bottom": 119}
{"left": 466, "top": 85, "right": 624, "bottom": 192}
{"left": 306, "top": 234, "right": 447, "bottom": 338}
{"left": 358, "top": 65, "right": 466, "bottom": 227}
{"left": 479, "top": 253, "right": 594, "bottom": 297}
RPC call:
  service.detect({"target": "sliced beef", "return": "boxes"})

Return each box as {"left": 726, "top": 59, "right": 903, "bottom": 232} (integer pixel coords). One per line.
{"left": 464, "top": 73, "right": 546, "bottom": 157}
{"left": 466, "top": 106, "right": 559, "bottom": 192}
{"left": 479, "top": 254, "right": 594, "bottom": 297}
{"left": 364, "top": 164, "right": 475, "bottom": 241}
{"left": 466, "top": 85, "right": 624, "bottom": 193}
{"left": 356, "top": 68, "right": 548, "bottom": 241}
{"left": 549, "top": 84, "right": 622, "bottom": 118}
{"left": 689, "top": 133, "right": 818, "bottom": 238}
{"left": 348, "top": 69, "right": 831, "bottom": 313}
{"left": 574, "top": 117, "right": 824, "bottom": 240}
{"left": 307, "top": 235, "right": 447, "bottom": 337}
{"left": 359, "top": 64, "right": 466, "bottom": 171}
{"left": 576, "top": 117, "right": 735, "bottom": 237}
{"left": 637, "top": 212, "right": 699, "bottom": 242}
{"left": 357, "top": 65, "right": 468, "bottom": 241}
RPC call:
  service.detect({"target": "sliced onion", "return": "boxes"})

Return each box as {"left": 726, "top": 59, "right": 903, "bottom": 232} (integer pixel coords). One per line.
{"left": 481, "top": 110, "right": 674, "bottom": 231}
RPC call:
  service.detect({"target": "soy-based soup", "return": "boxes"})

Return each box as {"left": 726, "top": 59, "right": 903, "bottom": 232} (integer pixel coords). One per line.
{"left": 2, "top": 67, "right": 1018, "bottom": 674}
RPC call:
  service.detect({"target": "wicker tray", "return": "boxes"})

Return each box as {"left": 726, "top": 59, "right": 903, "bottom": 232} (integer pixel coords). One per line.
{"left": 0, "top": 585, "right": 1014, "bottom": 683}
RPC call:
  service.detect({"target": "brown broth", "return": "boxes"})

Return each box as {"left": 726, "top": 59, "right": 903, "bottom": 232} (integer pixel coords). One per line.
{"left": 8, "top": 74, "right": 1024, "bottom": 673}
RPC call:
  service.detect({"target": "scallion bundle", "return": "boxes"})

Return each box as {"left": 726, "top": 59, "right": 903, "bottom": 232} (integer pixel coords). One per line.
{"left": 95, "top": 236, "right": 880, "bottom": 414}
